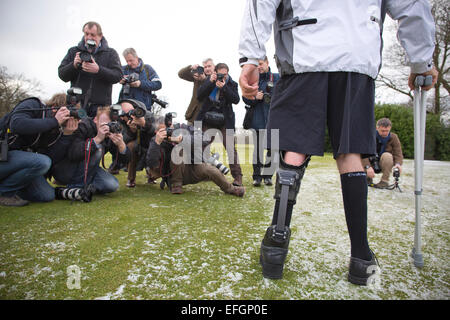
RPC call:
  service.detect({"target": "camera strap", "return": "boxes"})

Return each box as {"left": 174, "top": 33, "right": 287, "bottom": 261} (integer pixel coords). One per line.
{"left": 84, "top": 138, "right": 94, "bottom": 185}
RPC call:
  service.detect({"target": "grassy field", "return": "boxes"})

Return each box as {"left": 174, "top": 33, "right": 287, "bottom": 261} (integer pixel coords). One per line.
{"left": 0, "top": 144, "right": 448, "bottom": 300}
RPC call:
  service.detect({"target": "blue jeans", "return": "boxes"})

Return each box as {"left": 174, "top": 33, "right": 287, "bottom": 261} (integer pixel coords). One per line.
{"left": 68, "top": 149, "right": 119, "bottom": 194}
{"left": 0, "top": 150, "right": 55, "bottom": 202}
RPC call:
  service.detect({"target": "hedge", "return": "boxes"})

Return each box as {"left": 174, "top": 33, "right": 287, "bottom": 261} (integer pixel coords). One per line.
{"left": 324, "top": 104, "right": 450, "bottom": 161}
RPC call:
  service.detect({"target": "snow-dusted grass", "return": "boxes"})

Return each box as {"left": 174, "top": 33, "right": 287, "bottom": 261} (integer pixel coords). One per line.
{"left": 0, "top": 145, "right": 448, "bottom": 300}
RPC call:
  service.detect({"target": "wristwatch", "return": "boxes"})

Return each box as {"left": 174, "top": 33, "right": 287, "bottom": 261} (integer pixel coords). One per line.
{"left": 364, "top": 165, "right": 371, "bottom": 170}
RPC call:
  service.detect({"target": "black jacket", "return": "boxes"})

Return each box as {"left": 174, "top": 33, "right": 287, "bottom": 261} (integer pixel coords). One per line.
{"left": 67, "top": 117, "right": 130, "bottom": 164}
{"left": 121, "top": 110, "right": 156, "bottom": 151}
{"left": 58, "top": 37, "right": 123, "bottom": 106}
{"left": 8, "top": 98, "right": 74, "bottom": 165}
{"left": 195, "top": 76, "right": 240, "bottom": 129}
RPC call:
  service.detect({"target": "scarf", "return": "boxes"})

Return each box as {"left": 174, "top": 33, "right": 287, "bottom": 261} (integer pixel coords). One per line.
{"left": 376, "top": 131, "right": 391, "bottom": 155}
{"left": 209, "top": 76, "right": 229, "bottom": 102}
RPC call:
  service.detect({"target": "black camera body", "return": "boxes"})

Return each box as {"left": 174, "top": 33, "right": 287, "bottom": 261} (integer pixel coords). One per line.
{"left": 263, "top": 93, "right": 271, "bottom": 104}
{"left": 369, "top": 155, "right": 381, "bottom": 174}
{"left": 107, "top": 121, "right": 122, "bottom": 134}
{"left": 122, "top": 73, "right": 140, "bottom": 96}
{"left": 191, "top": 66, "right": 204, "bottom": 75}
{"left": 216, "top": 73, "right": 225, "bottom": 82}
{"left": 393, "top": 167, "right": 400, "bottom": 179}
{"left": 66, "top": 87, "right": 87, "bottom": 119}
{"left": 110, "top": 104, "right": 122, "bottom": 121}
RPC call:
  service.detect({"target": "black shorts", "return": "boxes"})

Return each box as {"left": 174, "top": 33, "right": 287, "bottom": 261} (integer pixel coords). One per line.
{"left": 267, "top": 72, "right": 376, "bottom": 159}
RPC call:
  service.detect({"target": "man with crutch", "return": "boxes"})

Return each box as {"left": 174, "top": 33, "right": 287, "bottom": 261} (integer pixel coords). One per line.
{"left": 239, "top": 0, "right": 438, "bottom": 285}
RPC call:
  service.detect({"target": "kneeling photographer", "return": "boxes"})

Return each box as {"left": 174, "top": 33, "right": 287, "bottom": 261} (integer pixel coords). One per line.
{"left": 117, "top": 99, "right": 156, "bottom": 187}
{"left": 363, "top": 118, "right": 404, "bottom": 189}
{"left": 195, "top": 63, "right": 243, "bottom": 186}
{"left": 0, "top": 93, "right": 79, "bottom": 206}
{"left": 52, "top": 106, "right": 130, "bottom": 202}
{"left": 146, "top": 116, "right": 245, "bottom": 197}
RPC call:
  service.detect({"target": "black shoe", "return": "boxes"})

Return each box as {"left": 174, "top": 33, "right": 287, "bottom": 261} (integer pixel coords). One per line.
{"left": 348, "top": 251, "right": 380, "bottom": 286}
{"left": 253, "top": 177, "right": 262, "bottom": 187}
{"left": 264, "top": 177, "right": 273, "bottom": 186}
{"left": 260, "top": 225, "right": 291, "bottom": 279}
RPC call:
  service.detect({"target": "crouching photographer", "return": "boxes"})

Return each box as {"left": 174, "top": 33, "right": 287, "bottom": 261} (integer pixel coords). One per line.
{"left": 51, "top": 106, "right": 129, "bottom": 202}
{"left": 0, "top": 93, "right": 79, "bottom": 206}
{"left": 363, "top": 118, "right": 404, "bottom": 189}
{"left": 117, "top": 99, "right": 156, "bottom": 187}
{"left": 146, "top": 116, "right": 245, "bottom": 197}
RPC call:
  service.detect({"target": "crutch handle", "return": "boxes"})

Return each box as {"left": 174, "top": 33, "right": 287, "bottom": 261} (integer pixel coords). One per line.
{"left": 414, "top": 75, "right": 433, "bottom": 88}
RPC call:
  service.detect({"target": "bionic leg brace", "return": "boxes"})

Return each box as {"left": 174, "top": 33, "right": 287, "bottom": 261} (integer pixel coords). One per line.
{"left": 260, "top": 155, "right": 310, "bottom": 279}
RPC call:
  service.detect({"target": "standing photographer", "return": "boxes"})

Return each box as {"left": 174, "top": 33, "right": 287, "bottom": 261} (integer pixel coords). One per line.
{"left": 58, "top": 21, "right": 122, "bottom": 117}
{"left": 178, "top": 58, "right": 215, "bottom": 125}
{"left": 363, "top": 118, "right": 403, "bottom": 189}
{"left": 0, "top": 94, "right": 78, "bottom": 206}
{"left": 243, "top": 56, "right": 280, "bottom": 187}
{"left": 119, "top": 48, "right": 162, "bottom": 111}
{"left": 196, "top": 63, "right": 243, "bottom": 186}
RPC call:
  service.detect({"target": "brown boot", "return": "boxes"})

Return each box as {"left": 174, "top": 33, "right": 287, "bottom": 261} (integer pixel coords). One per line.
{"left": 374, "top": 180, "right": 389, "bottom": 189}
{"left": 229, "top": 185, "right": 245, "bottom": 197}
{"left": 232, "top": 175, "right": 243, "bottom": 187}
{"left": 171, "top": 185, "right": 184, "bottom": 194}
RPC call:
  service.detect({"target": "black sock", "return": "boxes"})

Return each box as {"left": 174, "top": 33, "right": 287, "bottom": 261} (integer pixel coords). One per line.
{"left": 340, "top": 172, "right": 372, "bottom": 261}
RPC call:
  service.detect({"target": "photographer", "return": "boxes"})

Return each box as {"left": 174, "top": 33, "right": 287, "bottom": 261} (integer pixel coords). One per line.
{"left": 0, "top": 93, "right": 78, "bottom": 206}
{"left": 146, "top": 116, "right": 245, "bottom": 197}
{"left": 58, "top": 21, "right": 123, "bottom": 117}
{"left": 53, "top": 107, "right": 129, "bottom": 199}
{"left": 242, "top": 56, "right": 280, "bottom": 187}
{"left": 118, "top": 99, "right": 156, "bottom": 188}
{"left": 178, "top": 58, "right": 215, "bottom": 125}
{"left": 196, "top": 63, "right": 243, "bottom": 186}
{"left": 363, "top": 118, "right": 403, "bottom": 189}
{"left": 119, "top": 48, "right": 162, "bottom": 111}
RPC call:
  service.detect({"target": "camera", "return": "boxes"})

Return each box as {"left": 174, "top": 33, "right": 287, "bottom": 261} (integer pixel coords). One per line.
{"left": 122, "top": 73, "right": 140, "bottom": 96}
{"left": 152, "top": 94, "right": 168, "bottom": 109}
{"left": 107, "top": 121, "right": 122, "bottom": 134}
{"left": 368, "top": 155, "right": 381, "bottom": 174}
{"left": 110, "top": 104, "right": 122, "bottom": 121}
{"left": 216, "top": 73, "right": 225, "bottom": 82}
{"left": 206, "top": 152, "right": 229, "bottom": 175}
{"left": 263, "top": 93, "right": 271, "bottom": 104}
{"left": 120, "top": 107, "right": 146, "bottom": 119}
{"left": 191, "top": 66, "right": 204, "bottom": 75}
{"left": 66, "top": 87, "right": 87, "bottom": 119}
{"left": 393, "top": 167, "right": 400, "bottom": 179}
{"left": 164, "top": 112, "right": 177, "bottom": 140}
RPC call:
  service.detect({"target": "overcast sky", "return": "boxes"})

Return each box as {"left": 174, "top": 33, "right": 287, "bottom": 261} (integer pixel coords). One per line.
{"left": 0, "top": 0, "right": 403, "bottom": 126}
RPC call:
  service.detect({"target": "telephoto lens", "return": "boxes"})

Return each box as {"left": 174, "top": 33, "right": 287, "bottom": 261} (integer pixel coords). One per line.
{"left": 206, "top": 152, "right": 230, "bottom": 175}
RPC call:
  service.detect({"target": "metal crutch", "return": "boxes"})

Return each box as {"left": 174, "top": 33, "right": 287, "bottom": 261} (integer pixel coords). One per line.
{"left": 411, "top": 74, "right": 432, "bottom": 269}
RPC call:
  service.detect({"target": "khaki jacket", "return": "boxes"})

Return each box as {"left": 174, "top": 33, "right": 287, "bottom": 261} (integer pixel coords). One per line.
{"left": 178, "top": 65, "right": 206, "bottom": 124}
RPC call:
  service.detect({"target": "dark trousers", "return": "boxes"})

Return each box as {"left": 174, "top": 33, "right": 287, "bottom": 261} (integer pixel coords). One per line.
{"left": 252, "top": 129, "right": 273, "bottom": 180}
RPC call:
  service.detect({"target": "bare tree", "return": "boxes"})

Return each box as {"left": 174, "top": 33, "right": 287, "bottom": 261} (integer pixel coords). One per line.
{"left": 376, "top": 0, "right": 449, "bottom": 114}
{"left": 0, "top": 66, "right": 43, "bottom": 117}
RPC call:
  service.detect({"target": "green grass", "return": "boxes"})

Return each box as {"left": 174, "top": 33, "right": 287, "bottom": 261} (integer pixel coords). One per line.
{"left": 0, "top": 144, "right": 448, "bottom": 300}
